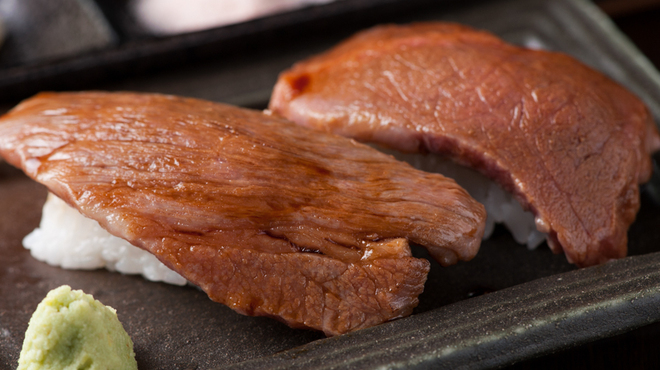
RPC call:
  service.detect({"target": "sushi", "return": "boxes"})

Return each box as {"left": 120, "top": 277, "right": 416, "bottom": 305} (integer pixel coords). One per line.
{"left": 269, "top": 22, "right": 660, "bottom": 266}
{"left": 0, "top": 91, "right": 486, "bottom": 335}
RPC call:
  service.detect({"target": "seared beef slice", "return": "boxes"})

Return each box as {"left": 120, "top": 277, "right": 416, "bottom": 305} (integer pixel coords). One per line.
{"left": 269, "top": 22, "right": 660, "bottom": 267}
{"left": 0, "top": 92, "right": 486, "bottom": 335}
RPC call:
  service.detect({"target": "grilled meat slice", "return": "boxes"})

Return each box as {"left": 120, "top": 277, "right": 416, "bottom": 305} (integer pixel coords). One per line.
{"left": 0, "top": 91, "right": 486, "bottom": 335}
{"left": 269, "top": 22, "right": 660, "bottom": 267}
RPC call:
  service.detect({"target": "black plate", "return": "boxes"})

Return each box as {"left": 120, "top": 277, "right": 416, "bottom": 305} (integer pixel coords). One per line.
{"left": 2, "top": 0, "right": 660, "bottom": 369}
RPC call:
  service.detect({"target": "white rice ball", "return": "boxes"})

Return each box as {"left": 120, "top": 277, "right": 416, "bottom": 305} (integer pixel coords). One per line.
{"left": 381, "top": 149, "right": 546, "bottom": 249}
{"left": 23, "top": 193, "right": 187, "bottom": 286}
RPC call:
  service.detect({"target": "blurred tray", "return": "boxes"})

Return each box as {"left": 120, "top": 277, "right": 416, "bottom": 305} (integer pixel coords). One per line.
{"left": 0, "top": 0, "right": 463, "bottom": 104}
{"left": 2, "top": 0, "right": 660, "bottom": 369}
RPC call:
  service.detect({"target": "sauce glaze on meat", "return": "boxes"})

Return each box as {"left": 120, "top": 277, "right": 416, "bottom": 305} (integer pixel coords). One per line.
{"left": 0, "top": 92, "right": 486, "bottom": 335}
{"left": 269, "top": 22, "right": 660, "bottom": 267}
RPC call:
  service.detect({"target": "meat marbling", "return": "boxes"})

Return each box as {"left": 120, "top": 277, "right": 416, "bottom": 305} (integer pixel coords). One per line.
{"left": 0, "top": 92, "right": 486, "bottom": 335}
{"left": 269, "top": 22, "right": 660, "bottom": 267}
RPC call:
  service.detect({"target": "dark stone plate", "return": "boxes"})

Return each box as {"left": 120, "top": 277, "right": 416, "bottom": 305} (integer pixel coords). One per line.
{"left": 1, "top": 0, "right": 660, "bottom": 368}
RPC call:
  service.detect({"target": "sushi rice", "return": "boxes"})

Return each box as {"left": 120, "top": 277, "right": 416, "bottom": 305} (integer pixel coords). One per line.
{"left": 381, "top": 149, "right": 546, "bottom": 249}
{"left": 23, "top": 193, "right": 187, "bottom": 286}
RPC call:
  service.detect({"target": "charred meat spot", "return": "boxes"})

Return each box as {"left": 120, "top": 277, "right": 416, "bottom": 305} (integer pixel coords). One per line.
{"left": 174, "top": 229, "right": 206, "bottom": 237}
{"left": 289, "top": 74, "right": 311, "bottom": 97}
{"left": 298, "top": 246, "right": 323, "bottom": 254}
{"left": 311, "top": 165, "right": 331, "bottom": 176}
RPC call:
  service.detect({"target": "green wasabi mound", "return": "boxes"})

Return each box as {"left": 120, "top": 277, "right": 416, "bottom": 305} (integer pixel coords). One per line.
{"left": 17, "top": 285, "right": 138, "bottom": 370}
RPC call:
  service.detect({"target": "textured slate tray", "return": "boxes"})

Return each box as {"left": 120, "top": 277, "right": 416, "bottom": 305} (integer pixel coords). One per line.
{"left": 2, "top": 0, "right": 660, "bottom": 369}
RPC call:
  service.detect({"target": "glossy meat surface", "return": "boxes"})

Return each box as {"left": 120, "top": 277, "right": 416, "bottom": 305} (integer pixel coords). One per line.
{"left": 0, "top": 92, "right": 486, "bottom": 335}
{"left": 269, "top": 22, "right": 660, "bottom": 267}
